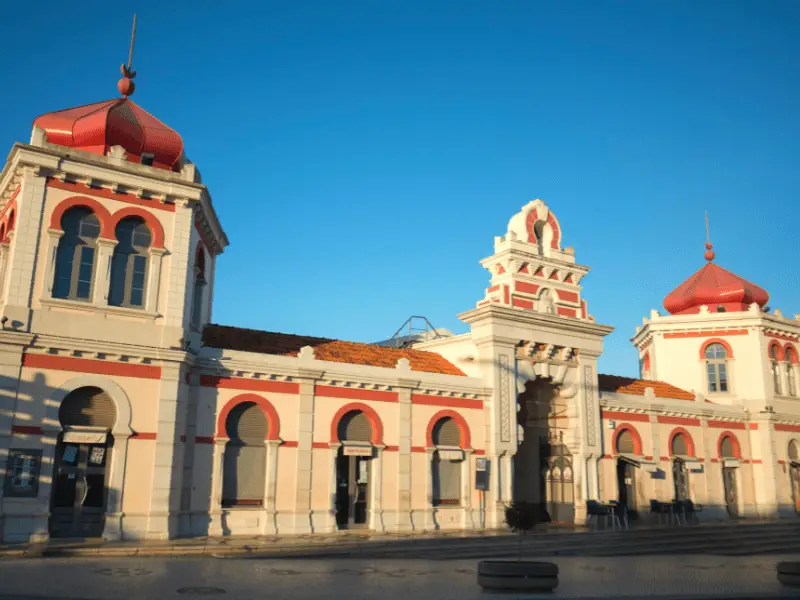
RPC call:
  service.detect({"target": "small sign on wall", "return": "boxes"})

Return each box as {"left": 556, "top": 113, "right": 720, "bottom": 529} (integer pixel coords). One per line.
{"left": 63, "top": 431, "right": 107, "bottom": 444}
{"left": 476, "top": 458, "right": 490, "bottom": 491}
{"left": 343, "top": 445, "right": 373, "bottom": 457}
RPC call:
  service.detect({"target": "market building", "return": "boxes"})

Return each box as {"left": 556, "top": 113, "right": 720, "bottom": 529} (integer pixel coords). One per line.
{"left": 0, "top": 61, "right": 798, "bottom": 543}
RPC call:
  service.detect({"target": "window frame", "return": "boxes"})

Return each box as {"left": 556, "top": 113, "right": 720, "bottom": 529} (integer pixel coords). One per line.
{"left": 770, "top": 345, "right": 783, "bottom": 396}
{"left": 787, "top": 349, "right": 797, "bottom": 397}
{"left": 704, "top": 343, "right": 729, "bottom": 394}
{"left": 3, "top": 449, "right": 43, "bottom": 498}
{"left": 431, "top": 447, "right": 463, "bottom": 507}
{"left": 52, "top": 208, "right": 101, "bottom": 302}
{"left": 108, "top": 218, "right": 152, "bottom": 309}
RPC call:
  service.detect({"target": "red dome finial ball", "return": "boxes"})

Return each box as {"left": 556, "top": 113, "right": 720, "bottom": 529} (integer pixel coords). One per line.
{"left": 118, "top": 77, "right": 135, "bottom": 97}
{"left": 704, "top": 242, "right": 715, "bottom": 262}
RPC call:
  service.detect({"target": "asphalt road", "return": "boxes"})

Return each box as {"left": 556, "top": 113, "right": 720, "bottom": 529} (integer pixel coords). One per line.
{"left": 0, "top": 554, "right": 797, "bottom": 600}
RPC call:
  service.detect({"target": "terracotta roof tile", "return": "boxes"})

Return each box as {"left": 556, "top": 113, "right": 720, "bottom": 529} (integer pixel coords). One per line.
{"left": 598, "top": 374, "right": 695, "bottom": 401}
{"left": 203, "top": 324, "right": 466, "bottom": 376}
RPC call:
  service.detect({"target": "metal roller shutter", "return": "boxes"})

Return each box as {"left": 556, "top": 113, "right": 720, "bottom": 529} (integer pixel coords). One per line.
{"left": 791, "top": 441, "right": 799, "bottom": 461}
{"left": 222, "top": 445, "right": 266, "bottom": 505}
{"left": 58, "top": 386, "right": 117, "bottom": 429}
{"left": 338, "top": 411, "right": 372, "bottom": 443}
{"left": 616, "top": 430, "right": 635, "bottom": 454}
{"left": 433, "top": 418, "right": 461, "bottom": 447}
{"left": 225, "top": 402, "right": 268, "bottom": 443}
{"left": 432, "top": 452, "right": 461, "bottom": 505}
{"left": 671, "top": 433, "right": 688, "bottom": 456}
{"left": 720, "top": 436, "right": 736, "bottom": 458}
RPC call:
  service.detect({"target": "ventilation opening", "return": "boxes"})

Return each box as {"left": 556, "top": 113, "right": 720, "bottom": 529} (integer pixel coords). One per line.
{"left": 717, "top": 306, "right": 726, "bottom": 313}
{"left": 141, "top": 153, "right": 155, "bottom": 166}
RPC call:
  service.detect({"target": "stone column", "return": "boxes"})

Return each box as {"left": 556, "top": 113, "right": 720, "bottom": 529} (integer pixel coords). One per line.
{"left": 40, "top": 230, "right": 63, "bottom": 299}
{"left": 395, "top": 386, "right": 414, "bottom": 531}
{"left": 294, "top": 375, "right": 318, "bottom": 534}
{"left": 145, "top": 362, "right": 189, "bottom": 540}
{"left": 103, "top": 428, "right": 132, "bottom": 541}
{"left": 461, "top": 449, "right": 475, "bottom": 529}
{"left": 424, "top": 448, "right": 435, "bottom": 530}
{"left": 327, "top": 442, "right": 341, "bottom": 532}
{"left": 92, "top": 238, "right": 117, "bottom": 306}
{"left": 262, "top": 439, "right": 281, "bottom": 535}
{"left": 145, "top": 247, "right": 167, "bottom": 314}
{"left": 208, "top": 437, "right": 228, "bottom": 537}
{"left": 750, "top": 412, "right": 780, "bottom": 518}
{"left": 0, "top": 241, "right": 10, "bottom": 295}
{"left": 369, "top": 445, "right": 385, "bottom": 532}
{"left": 4, "top": 169, "right": 47, "bottom": 324}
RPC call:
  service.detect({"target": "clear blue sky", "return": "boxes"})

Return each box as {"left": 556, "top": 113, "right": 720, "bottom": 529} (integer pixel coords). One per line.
{"left": 1, "top": 1, "right": 798, "bottom": 377}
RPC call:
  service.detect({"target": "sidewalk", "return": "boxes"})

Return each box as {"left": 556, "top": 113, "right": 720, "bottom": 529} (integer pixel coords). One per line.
{"left": 0, "top": 526, "right": 533, "bottom": 559}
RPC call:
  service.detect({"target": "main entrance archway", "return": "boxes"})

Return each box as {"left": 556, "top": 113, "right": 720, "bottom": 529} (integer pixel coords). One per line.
{"left": 513, "top": 378, "right": 574, "bottom": 523}
{"left": 335, "top": 410, "right": 373, "bottom": 529}
{"left": 50, "top": 386, "right": 116, "bottom": 538}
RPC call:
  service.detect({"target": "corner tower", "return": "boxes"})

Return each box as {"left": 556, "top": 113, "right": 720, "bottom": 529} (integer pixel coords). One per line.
{"left": 0, "top": 56, "right": 228, "bottom": 350}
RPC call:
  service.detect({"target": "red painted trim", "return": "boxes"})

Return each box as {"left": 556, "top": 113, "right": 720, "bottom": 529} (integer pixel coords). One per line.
{"left": 316, "top": 385, "right": 398, "bottom": 403}
{"left": 668, "top": 427, "right": 696, "bottom": 457}
{"left": 519, "top": 264, "right": 529, "bottom": 274}
{"left": 775, "top": 423, "right": 800, "bottom": 433}
{"left": 311, "top": 442, "right": 328, "bottom": 449}
{"left": 779, "top": 460, "right": 786, "bottom": 465}
{"left": 643, "top": 455, "right": 653, "bottom": 461}
{"left": 195, "top": 436, "right": 215, "bottom": 444}
{"left": 601, "top": 410, "right": 650, "bottom": 423}
{"left": 547, "top": 212, "right": 561, "bottom": 249}
{"left": 216, "top": 393, "right": 281, "bottom": 440}
{"left": 49, "top": 195, "right": 114, "bottom": 239}
{"left": 46, "top": 178, "right": 175, "bottom": 212}
{"left": 768, "top": 332, "right": 799, "bottom": 343}
{"left": 707, "top": 420, "right": 746, "bottom": 430}
{"left": 548, "top": 271, "right": 560, "bottom": 281}
{"left": 411, "top": 446, "right": 427, "bottom": 453}
{"left": 130, "top": 432, "right": 157, "bottom": 440}
{"left": 698, "top": 338, "right": 735, "bottom": 359}
{"left": 411, "top": 394, "right": 483, "bottom": 410}
{"left": 281, "top": 441, "right": 299, "bottom": 448}
{"left": 512, "top": 297, "right": 534, "bottom": 309}
{"left": 514, "top": 281, "right": 540, "bottom": 295}
{"left": 557, "top": 306, "right": 577, "bottom": 318}
{"left": 768, "top": 339, "right": 785, "bottom": 361}
{"left": 564, "top": 274, "right": 574, "bottom": 284}
{"left": 425, "top": 410, "right": 472, "bottom": 449}
{"left": 658, "top": 416, "right": 701, "bottom": 427}
{"left": 749, "top": 423, "right": 759, "bottom": 430}
{"left": 711, "top": 458, "right": 719, "bottom": 463}
{"left": 474, "top": 449, "right": 486, "bottom": 456}
{"left": 611, "top": 423, "right": 643, "bottom": 455}
{"left": 784, "top": 343, "right": 798, "bottom": 364}
{"left": 109, "top": 207, "right": 166, "bottom": 249}
{"left": 533, "top": 267, "right": 544, "bottom": 277}
{"left": 200, "top": 376, "right": 300, "bottom": 394}
{"left": 384, "top": 445, "right": 400, "bottom": 452}
{"left": 497, "top": 265, "right": 506, "bottom": 274}
{"left": 665, "top": 329, "right": 749, "bottom": 339}
{"left": 717, "top": 431, "right": 742, "bottom": 459}
{"left": 503, "top": 285, "right": 510, "bottom": 305}
{"left": 555, "top": 290, "right": 579, "bottom": 303}
{"left": 642, "top": 352, "right": 651, "bottom": 374}
{"left": 751, "top": 459, "right": 763, "bottom": 464}
{"left": 580, "top": 299, "right": 587, "bottom": 319}
{"left": 602, "top": 453, "right": 613, "bottom": 459}
{"left": 659, "top": 456, "right": 670, "bottom": 461}
{"left": 9, "top": 185, "right": 20, "bottom": 203}
{"left": 23, "top": 353, "right": 161, "bottom": 379}
{"left": 477, "top": 300, "right": 490, "bottom": 306}
{"left": 330, "top": 402, "right": 384, "bottom": 445}
{"left": 12, "top": 425, "right": 43, "bottom": 435}
{"left": 487, "top": 285, "right": 500, "bottom": 293}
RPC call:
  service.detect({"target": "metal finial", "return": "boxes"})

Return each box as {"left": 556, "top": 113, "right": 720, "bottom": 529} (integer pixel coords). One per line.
{"left": 705, "top": 211, "right": 710, "bottom": 246}
{"left": 118, "top": 14, "right": 137, "bottom": 97}
{"left": 704, "top": 211, "right": 715, "bottom": 262}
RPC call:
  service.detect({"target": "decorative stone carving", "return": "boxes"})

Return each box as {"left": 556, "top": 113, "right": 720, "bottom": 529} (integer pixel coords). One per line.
{"left": 500, "top": 354, "right": 511, "bottom": 443}
{"left": 584, "top": 365, "right": 596, "bottom": 446}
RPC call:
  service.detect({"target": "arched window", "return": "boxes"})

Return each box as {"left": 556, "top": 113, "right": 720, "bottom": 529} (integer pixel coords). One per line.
{"left": 704, "top": 343, "right": 729, "bottom": 393}
{"left": 222, "top": 402, "right": 267, "bottom": 507}
{"left": 770, "top": 345, "right": 782, "bottom": 396}
{"left": 431, "top": 417, "right": 463, "bottom": 506}
{"left": 108, "top": 217, "right": 151, "bottom": 308}
{"left": 720, "top": 435, "right": 737, "bottom": 459}
{"left": 616, "top": 429, "right": 636, "bottom": 454}
{"left": 533, "top": 221, "right": 545, "bottom": 255}
{"left": 670, "top": 433, "right": 690, "bottom": 501}
{"left": 191, "top": 246, "right": 207, "bottom": 329}
{"left": 538, "top": 289, "right": 554, "bottom": 314}
{"left": 786, "top": 347, "right": 796, "bottom": 397}
{"left": 337, "top": 410, "right": 372, "bottom": 443}
{"left": 53, "top": 207, "right": 101, "bottom": 300}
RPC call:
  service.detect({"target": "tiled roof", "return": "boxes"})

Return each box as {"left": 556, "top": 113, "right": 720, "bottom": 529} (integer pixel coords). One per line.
{"left": 203, "top": 324, "right": 467, "bottom": 376}
{"left": 598, "top": 374, "right": 695, "bottom": 401}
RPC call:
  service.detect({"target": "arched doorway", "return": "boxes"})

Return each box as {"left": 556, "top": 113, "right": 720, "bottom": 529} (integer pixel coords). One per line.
{"left": 335, "top": 410, "right": 373, "bottom": 529}
{"left": 720, "top": 434, "right": 739, "bottom": 518}
{"left": 222, "top": 402, "right": 268, "bottom": 507}
{"left": 513, "top": 378, "right": 573, "bottom": 523}
{"left": 789, "top": 440, "right": 800, "bottom": 514}
{"left": 50, "top": 386, "right": 117, "bottom": 538}
{"left": 615, "top": 429, "right": 638, "bottom": 518}
{"left": 431, "top": 417, "right": 464, "bottom": 507}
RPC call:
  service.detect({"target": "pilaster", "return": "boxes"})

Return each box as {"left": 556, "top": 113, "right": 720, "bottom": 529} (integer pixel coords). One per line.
{"left": 394, "top": 386, "right": 414, "bottom": 531}
{"left": 92, "top": 238, "right": 117, "bottom": 305}
{"left": 164, "top": 201, "right": 194, "bottom": 329}
{"left": 294, "top": 377, "right": 317, "bottom": 534}
{"left": 750, "top": 412, "right": 780, "bottom": 518}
